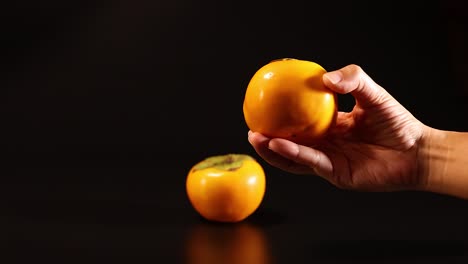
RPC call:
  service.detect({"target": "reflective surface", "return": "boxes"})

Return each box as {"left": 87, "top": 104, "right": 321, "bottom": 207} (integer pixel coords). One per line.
{"left": 5, "top": 165, "right": 468, "bottom": 262}
{"left": 184, "top": 222, "right": 270, "bottom": 264}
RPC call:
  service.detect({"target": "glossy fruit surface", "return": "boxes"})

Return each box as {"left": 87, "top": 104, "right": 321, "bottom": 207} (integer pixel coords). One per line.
{"left": 243, "top": 58, "right": 337, "bottom": 146}
{"left": 186, "top": 154, "right": 266, "bottom": 223}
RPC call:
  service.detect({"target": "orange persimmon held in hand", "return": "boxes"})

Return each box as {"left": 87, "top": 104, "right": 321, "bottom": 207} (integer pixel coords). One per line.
{"left": 186, "top": 154, "right": 266, "bottom": 223}
{"left": 243, "top": 58, "right": 337, "bottom": 146}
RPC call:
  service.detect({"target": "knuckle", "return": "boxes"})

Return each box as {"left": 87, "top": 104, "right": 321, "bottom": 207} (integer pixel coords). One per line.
{"left": 304, "top": 148, "right": 320, "bottom": 170}
{"left": 341, "top": 64, "right": 368, "bottom": 93}
{"left": 311, "top": 150, "right": 321, "bottom": 168}
{"left": 347, "top": 64, "right": 364, "bottom": 75}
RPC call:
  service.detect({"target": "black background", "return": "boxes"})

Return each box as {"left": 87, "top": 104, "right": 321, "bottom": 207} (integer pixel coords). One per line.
{"left": 4, "top": 0, "right": 468, "bottom": 262}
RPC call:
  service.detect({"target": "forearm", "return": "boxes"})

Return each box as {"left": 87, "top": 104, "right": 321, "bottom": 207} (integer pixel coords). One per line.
{"left": 419, "top": 126, "right": 468, "bottom": 199}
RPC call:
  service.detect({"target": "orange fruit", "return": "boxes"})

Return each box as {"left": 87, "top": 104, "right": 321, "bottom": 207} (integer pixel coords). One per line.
{"left": 186, "top": 154, "right": 266, "bottom": 223}
{"left": 243, "top": 58, "right": 337, "bottom": 146}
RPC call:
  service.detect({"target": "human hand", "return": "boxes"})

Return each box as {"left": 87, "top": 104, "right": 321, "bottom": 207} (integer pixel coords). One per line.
{"left": 248, "top": 64, "right": 429, "bottom": 192}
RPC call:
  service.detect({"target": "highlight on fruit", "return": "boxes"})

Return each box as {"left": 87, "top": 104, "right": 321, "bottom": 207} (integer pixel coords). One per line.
{"left": 243, "top": 58, "right": 337, "bottom": 146}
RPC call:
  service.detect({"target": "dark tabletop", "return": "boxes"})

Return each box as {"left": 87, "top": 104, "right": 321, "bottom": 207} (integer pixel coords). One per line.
{"left": 6, "top": 155, "right": 468, "bottom": 263}
{"left": 4, "top": 0, "right": 468, "bottom": 263}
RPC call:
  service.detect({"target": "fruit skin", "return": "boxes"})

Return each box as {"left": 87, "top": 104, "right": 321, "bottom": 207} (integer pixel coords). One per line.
{"left": 243, "top": 58, "right": 337, "bottom": 146}
{"left": 186, "top": 154, "right": 266, "bottom": 223}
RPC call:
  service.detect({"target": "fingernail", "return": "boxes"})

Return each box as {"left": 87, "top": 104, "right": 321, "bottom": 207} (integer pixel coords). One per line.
{"left": 267, "top": 140, "right": 275, "bottom": 150}
{"left": 248, "top": 130, "right": 252, "bottom": 137}
{"left": 324, "top": 71, "right": 342, "bottom": 84}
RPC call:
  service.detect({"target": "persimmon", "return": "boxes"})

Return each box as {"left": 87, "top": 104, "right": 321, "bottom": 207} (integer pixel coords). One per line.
{"left": 186, "top": 154, "right": 266, "bottom": 223}
{"left": 243, "top": 58, "right": 337, "bottom": 146}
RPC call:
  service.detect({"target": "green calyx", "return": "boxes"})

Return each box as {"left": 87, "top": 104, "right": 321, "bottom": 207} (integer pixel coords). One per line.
{"left": 192, "top": 154, "right": 253, "bottom": 172}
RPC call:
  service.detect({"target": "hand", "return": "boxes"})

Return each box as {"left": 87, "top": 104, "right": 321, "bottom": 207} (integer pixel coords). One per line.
{"left": 248, "top": 64, "right": 429, "bottom": 192}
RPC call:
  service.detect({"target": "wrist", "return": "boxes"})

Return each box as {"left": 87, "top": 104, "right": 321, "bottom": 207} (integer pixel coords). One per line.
{"left": 417, "top": 125, "right": 468, "bottom": 199}
{"left": 417, "top": 126, "right": 449, "bottom": 194}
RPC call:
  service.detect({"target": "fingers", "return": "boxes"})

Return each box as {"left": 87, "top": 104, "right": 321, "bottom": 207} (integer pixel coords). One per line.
{"left": 322, "top": 64, "right": 392, "bottom": 109}
{"left": 248, "top": 131, "right": 315, "bottom": 175}
{"left": 248, "top": 131, "right": 334, "bottom": 178}
{"left": 268, "top": 138, "right": 333, "bottom": 180}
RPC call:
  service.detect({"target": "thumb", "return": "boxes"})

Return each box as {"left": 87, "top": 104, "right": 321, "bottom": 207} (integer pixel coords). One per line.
{"left": 322, "top": 64, "right": 391, "bottom": 108}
